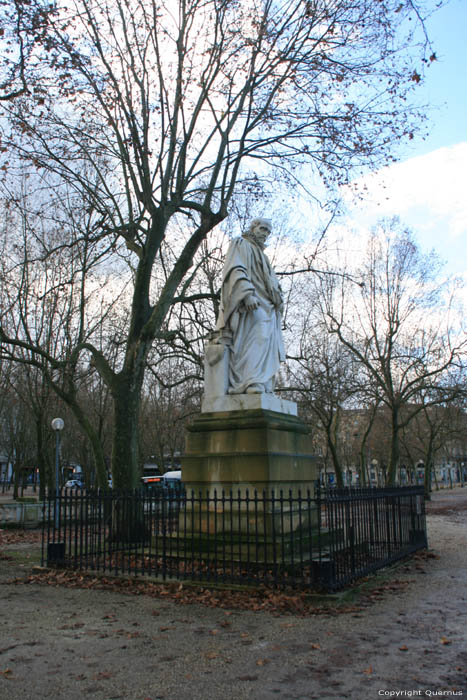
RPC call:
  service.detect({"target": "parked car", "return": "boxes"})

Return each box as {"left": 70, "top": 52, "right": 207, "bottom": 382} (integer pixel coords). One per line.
{"left": 64, "top": 479, "right": 84, "bottom": 489}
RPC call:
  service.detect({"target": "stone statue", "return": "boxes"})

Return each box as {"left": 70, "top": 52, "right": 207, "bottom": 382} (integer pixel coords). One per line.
{"left": 211, "top": 217, "right": 285, "bottom": 395}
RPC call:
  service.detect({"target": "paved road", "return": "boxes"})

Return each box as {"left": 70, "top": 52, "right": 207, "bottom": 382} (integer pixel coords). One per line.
{"left": 0, "top": 489, "right": 466, "bottom": 700}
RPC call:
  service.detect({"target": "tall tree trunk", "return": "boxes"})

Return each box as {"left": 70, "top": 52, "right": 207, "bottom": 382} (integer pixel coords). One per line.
{"left": 70, "top": 402, "right": 108, "bottom": 488}
{"left": 13, "top": 460, "right": 20, "bottom": 499}
{"left": 111, "top": 373, "right": 144, "bottom": 490}
{"left": 423, "top": 436, "right": 435, "bottom": 500}
{"left": 108, "top": 364, "right": 153, "bottom": 542}
{"left": 358, "top": 445, "right": 367, "bottom": 486}
{"left": 387, "top": 408, "right": 400, "bottom": 485}
{"left": 35, "top": 417, "right": 47, "bottom": 500}
{"left": 327, "top": 436, "right": 344, "bottom": 488}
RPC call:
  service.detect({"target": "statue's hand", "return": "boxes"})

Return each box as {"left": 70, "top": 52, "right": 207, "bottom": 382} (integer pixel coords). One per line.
{"left": 244, "top": 294, "right": 259, "bottom": 311}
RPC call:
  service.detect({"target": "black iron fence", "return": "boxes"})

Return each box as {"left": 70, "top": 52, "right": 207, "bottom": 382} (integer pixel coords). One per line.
{"left": 42, "top": 485, "right": 427, "bottom": 591}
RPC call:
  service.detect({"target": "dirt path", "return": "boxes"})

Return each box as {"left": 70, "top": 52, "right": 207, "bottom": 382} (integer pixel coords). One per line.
{"left": 0, "top": 489, "right": 466, "bottom": 700}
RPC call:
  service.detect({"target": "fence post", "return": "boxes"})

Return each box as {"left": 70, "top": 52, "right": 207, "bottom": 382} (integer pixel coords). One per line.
{"left": 385, "top": 492, "right": 392, "bottom": 558}
{"left": 315, "top": 480, "right": 321, "bottom": 566}
{"left": 347, "top": 496, "right": 355, "bottom": 575}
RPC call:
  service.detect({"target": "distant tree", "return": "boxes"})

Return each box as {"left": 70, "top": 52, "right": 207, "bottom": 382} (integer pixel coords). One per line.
{"left": 400, "top": 381, "right": 467, "bottom": 497}
{"left": 140, "top": 358, "right": 202, "bottom": 471}
{"left": 325, "top": 221, "right": 467, "bottom": 485}
{"left": 0, "top": 188, "right": 114, "bottom": 487}
{"left": 0, "top": 369, "right": 39, "bottom": 497}
{"left": 342, "top": 401, "right": 382, "bottom": 487}
{"left": 287, "top": 317, "right": 362, "bottom": 487}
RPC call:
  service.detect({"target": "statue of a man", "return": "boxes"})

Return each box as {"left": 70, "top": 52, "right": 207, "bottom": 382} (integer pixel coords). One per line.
{"left": 215, "top": 218, "right": 285, "bottom": 394}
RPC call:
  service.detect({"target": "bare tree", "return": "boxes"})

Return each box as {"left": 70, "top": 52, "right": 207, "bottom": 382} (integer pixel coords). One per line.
{"left": 400, "top": 378, "right": 467, "bottom": 497}
{"left": 0, "top": 186, "right": 118, "bottom": 486}
{"left": 1, "top": 0, "right": 440, "bottom": 488}
{"left": 141, "top": 358, "right": 201, "bottom": 470}
{"left": 286, "top": 319, "right": 362, "bottom": 487}
{"left": 325, "top": 220, "right": 467, "bottom": 484}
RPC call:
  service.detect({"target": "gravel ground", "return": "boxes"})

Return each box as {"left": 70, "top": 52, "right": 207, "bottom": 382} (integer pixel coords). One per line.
{"left": 0, "top": 488, "right": 466, "bottom": 700}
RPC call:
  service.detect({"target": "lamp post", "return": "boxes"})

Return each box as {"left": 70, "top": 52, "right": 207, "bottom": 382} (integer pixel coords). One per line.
{"left": 51, "top": 418, "right": 64, "bottom": 529}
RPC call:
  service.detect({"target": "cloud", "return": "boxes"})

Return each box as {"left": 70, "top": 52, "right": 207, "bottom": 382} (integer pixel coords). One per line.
{"left": 342, "top": 143, "right": 467, "bottom": 267}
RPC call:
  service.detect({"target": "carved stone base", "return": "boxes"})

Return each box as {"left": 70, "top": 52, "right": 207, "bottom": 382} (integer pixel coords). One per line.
{"left": 183, "top": 409, "right": 316, "bottom": 493}
{"left": 181, "top": 408, "right": 318, "bottom": 539}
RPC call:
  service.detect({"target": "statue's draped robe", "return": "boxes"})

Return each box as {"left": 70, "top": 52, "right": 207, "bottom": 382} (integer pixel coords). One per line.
{"left": 215, "top": 236, "right": 285, "bottom": 394}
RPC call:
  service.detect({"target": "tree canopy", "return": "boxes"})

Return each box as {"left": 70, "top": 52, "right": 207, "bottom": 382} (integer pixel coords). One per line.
{"left": 0, "top": 0, "right": 445, "bottom": 486}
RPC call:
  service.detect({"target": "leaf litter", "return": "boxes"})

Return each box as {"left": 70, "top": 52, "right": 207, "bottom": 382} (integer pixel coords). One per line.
{"left": 7, "top": 568, "right": 367, "bottom": 617}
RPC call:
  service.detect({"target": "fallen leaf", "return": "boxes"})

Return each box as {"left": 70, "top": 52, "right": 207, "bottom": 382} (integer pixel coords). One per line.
{"left": 205, "top": 652, "right": 218, "bottom": 660}
{"left": 310, "top": 643, "right": 321, "bottom": 650}
{"left": 93, "top": 671, "right": 112, "bottom": 680}
{"left": 13, "top": 568, "right": 381, "bottom": 617}
{"left": 256, "top": 659, "right": 270, "bottom": 666}
{"left": 399, "top": 645, "right": 408, "bottom": 651}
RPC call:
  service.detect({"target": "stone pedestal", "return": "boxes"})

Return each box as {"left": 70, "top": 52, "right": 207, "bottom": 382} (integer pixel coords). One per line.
{"left": 182, "top": 408, "right": 317, "bottom": 496}
{"left": 180, "top": 408, "right": 319, "bottom": 562}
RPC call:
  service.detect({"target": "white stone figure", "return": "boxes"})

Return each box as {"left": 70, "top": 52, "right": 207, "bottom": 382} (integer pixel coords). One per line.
{"left": 213, "top": 217, "right": 285, "bottom": 395}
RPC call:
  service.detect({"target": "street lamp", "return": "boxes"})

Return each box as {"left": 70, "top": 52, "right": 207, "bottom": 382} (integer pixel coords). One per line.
{"left": 51, "top": 418, "right": 64, "bottom": 529}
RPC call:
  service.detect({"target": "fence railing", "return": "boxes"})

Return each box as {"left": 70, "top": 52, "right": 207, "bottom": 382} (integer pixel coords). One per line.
{"left": 42, "top": 485, "right": 427, "bottom": 591}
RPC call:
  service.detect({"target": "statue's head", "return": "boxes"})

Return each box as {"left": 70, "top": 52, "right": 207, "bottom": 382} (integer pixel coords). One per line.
{"left": 244, "top": 218, "right": 272, "bottom": 247}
